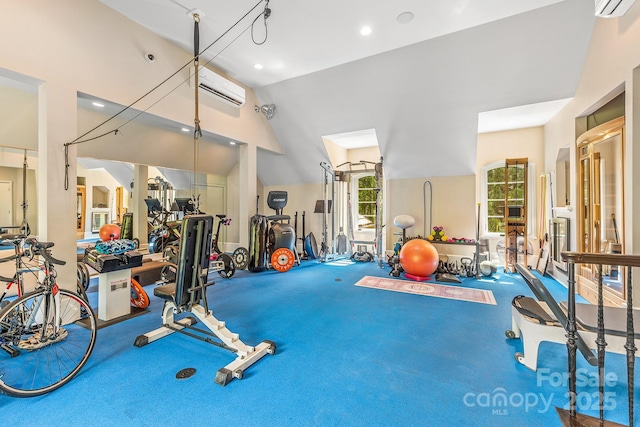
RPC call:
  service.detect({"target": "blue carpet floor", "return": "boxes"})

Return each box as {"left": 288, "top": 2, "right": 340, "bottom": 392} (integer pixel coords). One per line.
{"left": 1, "top": 260, "right": 637, "bottom": 426}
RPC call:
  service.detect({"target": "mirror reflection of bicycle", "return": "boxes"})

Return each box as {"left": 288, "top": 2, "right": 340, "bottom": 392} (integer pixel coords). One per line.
{"left": 160, "top": 195, "right": 202, "bottom": 261}
{"left": 145, "top": 199, "right": 181, "bottom": 254}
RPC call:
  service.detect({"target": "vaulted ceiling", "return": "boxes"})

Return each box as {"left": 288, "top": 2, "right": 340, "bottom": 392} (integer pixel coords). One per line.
{"left": 100, "top": 0, "right": 595, "bottom": 185}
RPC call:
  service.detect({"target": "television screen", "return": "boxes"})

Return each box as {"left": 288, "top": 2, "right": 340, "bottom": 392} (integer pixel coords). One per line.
{"left": 508, "top": 205, "right": 522, "bottom": 218}
{"left": 314, "top": 200, "right": 332, "bottom": 214}
{"left": 174, "top": 198, "right": 193, "bottom": 213}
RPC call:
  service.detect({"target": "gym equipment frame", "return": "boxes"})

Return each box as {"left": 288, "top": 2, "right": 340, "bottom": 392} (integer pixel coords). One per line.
{"left": 319, "top": 158, "right": 384, "bottom": 266}
{"left": 504, "top": 158, "right": 528, "bottom": 273}
{"left": 134, "top": 214, "right": 275, "bottom": 386}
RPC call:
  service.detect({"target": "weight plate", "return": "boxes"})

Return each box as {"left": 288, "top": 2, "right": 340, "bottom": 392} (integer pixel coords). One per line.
{"left": 232, "top": 247, "right": 249, "bottom": 270}
{"left": 271, "top": 248, "right": 295, "bottom": 272}
{"left": 130, "top": 278, "right": 150, "bottom": 309}
{"left": 217, "top": 253, "right": 236, "bottom": 279}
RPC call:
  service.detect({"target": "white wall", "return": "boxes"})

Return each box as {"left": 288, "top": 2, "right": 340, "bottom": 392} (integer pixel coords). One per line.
{"left": 387, "top": 175, "right": 476, "bottom": 260}
{"left": 0, "top": 85, "right": 37, "bottom": 151}
{"left": 0, "top": 0, "right": 281, "bottom": 284}
{"left": 544, "top": 4, "right": 640, "bottom": 304}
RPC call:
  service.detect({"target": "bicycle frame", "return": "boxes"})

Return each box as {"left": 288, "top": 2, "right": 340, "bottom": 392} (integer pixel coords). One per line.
{"left": 0, "top": 234, "right": 97, "bottom": 397}
{"left": 2, "top": 260, "right": 61, "bottom": 333}
{"left": 0, "top": 241, "right": 35, "bottom": 301}
{"left": 14, "top": 289, "right": 59, "bottom": 338}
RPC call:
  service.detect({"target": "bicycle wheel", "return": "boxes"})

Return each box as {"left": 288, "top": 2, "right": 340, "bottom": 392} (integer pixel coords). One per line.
{"left": 0, "top": 288, "right": 97, "bottom": 397}
{"left": 149, "top": 235, "right": 166, "bottom": 254}
{"left": 77, "top": 261, "right": 91, "bottom": 291}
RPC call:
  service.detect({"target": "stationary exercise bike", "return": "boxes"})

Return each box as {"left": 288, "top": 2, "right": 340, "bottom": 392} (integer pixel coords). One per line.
{"left": 265, "top": 191, "right": 300, "bottom": 272}
{"left": 209, "top": 214, "right": 250, "bottom": 271}
{"left": 209, "top": 215, "right": 236, "bottom": 278}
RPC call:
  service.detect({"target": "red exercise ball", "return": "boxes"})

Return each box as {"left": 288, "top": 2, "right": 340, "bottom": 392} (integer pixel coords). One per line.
{"left": 399, "top": 239, "right": 439, "bottom": 278}
{"left": 99, "top": 223, "right": 121, "bottom": 241}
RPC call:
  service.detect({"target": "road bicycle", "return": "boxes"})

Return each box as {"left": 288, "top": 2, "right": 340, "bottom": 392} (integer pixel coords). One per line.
{"left": 0, "top": 233, "right": 97, "bottom": 397}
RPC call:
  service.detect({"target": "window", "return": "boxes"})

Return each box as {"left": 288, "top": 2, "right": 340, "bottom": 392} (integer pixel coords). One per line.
{"left": 482, "top": 161, "right": 535, "bottom": 235}
{"left": 356, "top": 174, "right": 377, "bottom": 231}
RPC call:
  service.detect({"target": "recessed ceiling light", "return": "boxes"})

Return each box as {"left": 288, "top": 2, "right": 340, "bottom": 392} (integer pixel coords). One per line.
{"left": 254, "top": 63, "right": 263, "bottom": 70}
{"left": 397, "top": 12, "right": 414, "bottom": 24}
{"left": 92, "top": 102, "right": 104, "bottom": 108}
{"left": 360, "top": 26, "right": 372, "bottom": 36}
{"left": 229, "top": 141, "right": 236, "bottom": 145}
{"left": 181, "top": 128, "right": 190, "bottom": 132}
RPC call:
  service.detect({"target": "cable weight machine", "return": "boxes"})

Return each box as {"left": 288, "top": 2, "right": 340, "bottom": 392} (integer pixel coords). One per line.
{"left": 318, "top": 158, "right": 384, "bottom": 266}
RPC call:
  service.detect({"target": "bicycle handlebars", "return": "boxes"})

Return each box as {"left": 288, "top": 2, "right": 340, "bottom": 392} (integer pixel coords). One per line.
{"left": 0, "top": 234, "right": 66, "bottom": 266}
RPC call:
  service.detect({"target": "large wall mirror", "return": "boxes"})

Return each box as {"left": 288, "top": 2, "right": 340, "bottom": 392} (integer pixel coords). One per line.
{"left": 1, "top": 72, "right": 241, "bottom": 252}
{"left": 576, "top": 116, "right": 625, "bottom": 305}
{"left": 0, "top": 72, "right": 39, "bottom": 236}
{"left": 76, "top": 92, "right": 240, "bottom": 249}
{"left": 77, "top": 158, "right": 228, "bottom": 243}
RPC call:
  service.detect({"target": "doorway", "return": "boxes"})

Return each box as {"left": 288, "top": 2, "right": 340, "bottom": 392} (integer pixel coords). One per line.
{"left": 0, "top": 181, "right": 12, "bottom": 227}
{"left": 77, "top": 185, "right": 86, "bottom": 239}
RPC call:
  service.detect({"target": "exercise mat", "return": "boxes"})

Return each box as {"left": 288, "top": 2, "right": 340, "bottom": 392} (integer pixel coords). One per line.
{"left": 354, "top": 276, "right": 496, "bottom": 305}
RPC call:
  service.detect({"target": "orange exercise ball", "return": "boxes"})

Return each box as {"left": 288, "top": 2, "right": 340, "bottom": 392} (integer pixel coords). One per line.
{"left": 99, "top": 223, "right": 121, "bottom": 241}
{"left": 399, "top": 239, "right": 439, "bottom": 277}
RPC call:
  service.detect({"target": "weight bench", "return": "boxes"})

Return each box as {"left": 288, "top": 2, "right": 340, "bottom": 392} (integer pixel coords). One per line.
{"left": 131, "top": 259, "right": 164, "bottom": 286}
{"left": 134, "top": 214, "right": 275, "bottom": 386}
{"left": 507, "top": 263, "right": 639, "bottom": 371}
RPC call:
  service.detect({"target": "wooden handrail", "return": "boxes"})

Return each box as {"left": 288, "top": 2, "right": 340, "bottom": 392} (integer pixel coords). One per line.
{"left": 561, "top": 251, "right": 640, "bottom": 268}
{"left": 559, "top": 250, "right": 636, "bottom": 427}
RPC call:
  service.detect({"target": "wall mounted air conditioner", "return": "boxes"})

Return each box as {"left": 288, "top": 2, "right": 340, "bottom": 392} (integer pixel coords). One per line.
{"left": 595, "top": 0, "right": 636, "bottom": 17}
{"left": 189, "top": 66, "right": 245, "bottom": 108}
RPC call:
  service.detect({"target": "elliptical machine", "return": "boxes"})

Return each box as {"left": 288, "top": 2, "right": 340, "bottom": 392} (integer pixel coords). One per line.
{"left": 266, "top": 191, "right": 300, "bottom": 272}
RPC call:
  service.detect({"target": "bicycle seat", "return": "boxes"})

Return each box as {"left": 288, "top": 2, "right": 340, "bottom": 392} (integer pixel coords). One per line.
{"left": 216, "top": 214, "right": 227, "bottom": 219}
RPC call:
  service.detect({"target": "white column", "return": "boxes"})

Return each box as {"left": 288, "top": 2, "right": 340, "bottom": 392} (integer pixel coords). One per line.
{"left": 630, "top": 68, "right": 640, "bottom": 307}
{"left": 37, "top": 81, "right": 77, "bottom": 290}
{"left": 239, "top": 144, "right": 257, "bottom": 247}
{"left": 133, "top": 164, "right": 149, "bottom": 249}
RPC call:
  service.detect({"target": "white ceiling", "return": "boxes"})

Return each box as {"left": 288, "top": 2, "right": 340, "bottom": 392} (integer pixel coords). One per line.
{"left": 101, "top": 0, "right": 567, "bottom": 88}
{"left": 99, "top": 1, "right": 596, "bottom": 184}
